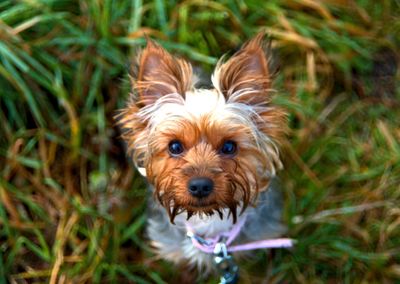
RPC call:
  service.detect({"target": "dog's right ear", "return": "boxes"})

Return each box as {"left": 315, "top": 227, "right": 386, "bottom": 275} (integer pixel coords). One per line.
{"left": 132, "top": 40, "right": 193, "bottom": 106}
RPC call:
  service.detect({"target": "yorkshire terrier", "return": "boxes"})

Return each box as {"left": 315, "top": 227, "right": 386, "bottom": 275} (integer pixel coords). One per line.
{"left": 118, "top": 33, "right": 291, "bottom": 283}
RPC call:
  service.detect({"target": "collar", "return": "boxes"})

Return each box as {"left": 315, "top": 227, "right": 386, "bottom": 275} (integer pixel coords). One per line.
{"left": 186, "top": 214, "right": 294, "bottom": 254}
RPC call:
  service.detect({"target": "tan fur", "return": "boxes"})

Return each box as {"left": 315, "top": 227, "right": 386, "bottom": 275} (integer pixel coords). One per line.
{"left": 146, "top": 118, "right": 262, "bottom": 223}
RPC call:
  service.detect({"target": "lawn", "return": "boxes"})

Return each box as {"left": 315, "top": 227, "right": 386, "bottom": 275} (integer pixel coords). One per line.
{"left": 0, "top": 0, "right": 399, "bottom": 283}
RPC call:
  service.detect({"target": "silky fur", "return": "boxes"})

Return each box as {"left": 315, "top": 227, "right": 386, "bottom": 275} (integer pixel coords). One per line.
{"left": 118, "top": 33, "right": 287, "bottom": 271}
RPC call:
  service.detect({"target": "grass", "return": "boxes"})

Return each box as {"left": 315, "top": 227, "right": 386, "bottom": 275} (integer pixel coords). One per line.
{"left": 0, "top": 0, "right": 399, "bottom": 283}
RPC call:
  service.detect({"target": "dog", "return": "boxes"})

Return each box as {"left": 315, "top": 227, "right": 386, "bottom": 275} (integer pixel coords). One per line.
{"left": 118, "top": 33, "right": 292, "bottom": 283}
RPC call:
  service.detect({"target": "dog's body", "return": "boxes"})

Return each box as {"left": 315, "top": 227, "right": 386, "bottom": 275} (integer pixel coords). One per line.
{"left": 118, "top": 33, "right": 288, "bottom": 279}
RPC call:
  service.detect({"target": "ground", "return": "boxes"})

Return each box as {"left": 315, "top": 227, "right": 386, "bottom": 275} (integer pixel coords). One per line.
{"left": 0, "top": 0, "right": 399, "bottom": 283}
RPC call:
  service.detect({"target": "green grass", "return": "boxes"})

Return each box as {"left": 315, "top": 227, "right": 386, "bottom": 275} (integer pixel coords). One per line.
{"left": 0, "top": 0, "right": 399, "bottom": 283}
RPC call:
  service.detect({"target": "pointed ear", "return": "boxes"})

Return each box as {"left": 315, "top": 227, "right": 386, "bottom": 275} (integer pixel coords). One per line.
{"left": 132, "top": 40, "right": 193, "bottom": 106}
{"left": 213, "top": 33, "right": 272, "bottom": 104}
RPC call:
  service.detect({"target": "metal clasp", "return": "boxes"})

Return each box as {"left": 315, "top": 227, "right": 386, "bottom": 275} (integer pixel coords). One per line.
{"left": 213, "top": 241, "right": 239, "bottom": 284}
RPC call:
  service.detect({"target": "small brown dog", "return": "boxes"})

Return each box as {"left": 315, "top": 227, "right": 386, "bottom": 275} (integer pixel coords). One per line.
{"left": 119, "top": 33, "right": 291, "bottom": 283}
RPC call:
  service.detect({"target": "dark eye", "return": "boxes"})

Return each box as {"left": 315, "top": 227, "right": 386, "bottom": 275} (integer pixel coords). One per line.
{"left": 168, "top": 140, "right": 184, "bottom": 156}
{"left": 220, "top": 140, "right": 237, "bottom": 155}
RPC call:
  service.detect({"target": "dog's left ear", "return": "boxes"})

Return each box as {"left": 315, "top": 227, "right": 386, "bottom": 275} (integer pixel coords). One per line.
{"left": 213, "top": 33, "right": 272, "bottom": 105}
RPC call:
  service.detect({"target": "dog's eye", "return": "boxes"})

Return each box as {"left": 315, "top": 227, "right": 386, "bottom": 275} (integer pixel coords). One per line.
{"left": 220, "top": 140, "right": 237, "bottom": 155}
{"left": 168, "top": 140, "right": 184, "bottom": 156}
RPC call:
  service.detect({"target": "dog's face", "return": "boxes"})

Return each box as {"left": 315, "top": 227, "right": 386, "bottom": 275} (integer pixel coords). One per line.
{"left": 119, "top": 34, "right": 286, "bottom": 223}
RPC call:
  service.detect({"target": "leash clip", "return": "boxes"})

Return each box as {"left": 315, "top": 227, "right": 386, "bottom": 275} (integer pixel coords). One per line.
{"left": 213, "top": 241, "right": 239, "bottom": 284}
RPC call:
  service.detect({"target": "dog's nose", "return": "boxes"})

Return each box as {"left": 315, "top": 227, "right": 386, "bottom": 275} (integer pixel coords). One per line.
{"left": 188, "top": 177, "right": 214, "bottom": 198}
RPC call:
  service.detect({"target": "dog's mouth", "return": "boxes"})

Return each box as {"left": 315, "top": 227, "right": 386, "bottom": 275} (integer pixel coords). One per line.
{"left": 165, "top": 200, "right": 241, "bottom": 224}
{"left": 188, "top": 197, "right": 216, "bottom": 208}
{"left": 186, "top": 202, "right": 218, "bottom": 210}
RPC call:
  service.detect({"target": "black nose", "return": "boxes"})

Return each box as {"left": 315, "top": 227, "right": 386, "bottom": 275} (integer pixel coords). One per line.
{"left": 188, "top": 177, "right": 214, "bottom": 198}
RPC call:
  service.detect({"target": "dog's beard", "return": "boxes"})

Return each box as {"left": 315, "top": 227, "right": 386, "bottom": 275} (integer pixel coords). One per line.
{"left": 153, "top": 163, "right": 256, "bottom": 224}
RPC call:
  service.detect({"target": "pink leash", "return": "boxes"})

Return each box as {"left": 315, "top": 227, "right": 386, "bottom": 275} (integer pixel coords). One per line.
{"left": 186, "top": 215, "right": 294, "bottom": 254}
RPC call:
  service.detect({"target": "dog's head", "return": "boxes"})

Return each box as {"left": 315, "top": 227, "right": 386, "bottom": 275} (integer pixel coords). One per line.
{"left": 119, "top": 34, "right": 287, "bottom": 223}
